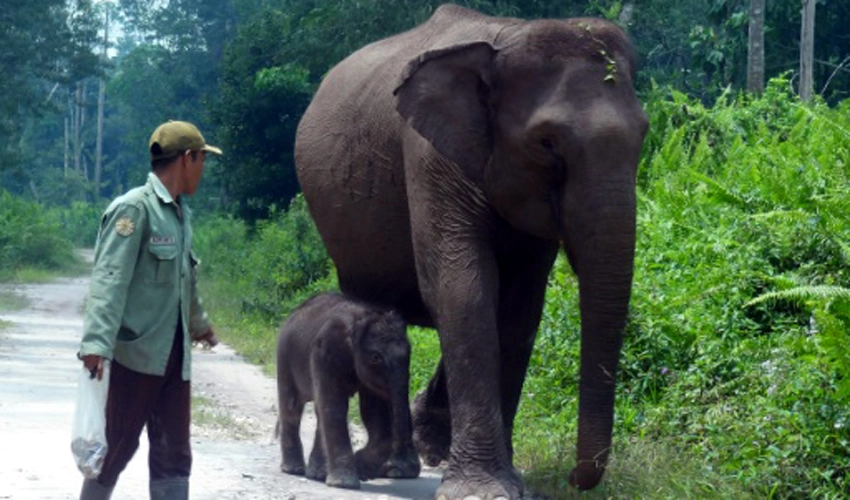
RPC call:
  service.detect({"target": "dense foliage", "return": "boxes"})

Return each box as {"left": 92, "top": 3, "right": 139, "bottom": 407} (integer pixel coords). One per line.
{"left": 0, "top": 192, "right": 86, "bottom": 278}
{"left": 2, "top": 0, "right": 848, "bottom": 217}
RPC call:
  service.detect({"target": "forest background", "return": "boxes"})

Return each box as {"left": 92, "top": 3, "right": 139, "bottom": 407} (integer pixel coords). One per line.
{"left": 2, "top": 0, "right": 849, "bottom": 497}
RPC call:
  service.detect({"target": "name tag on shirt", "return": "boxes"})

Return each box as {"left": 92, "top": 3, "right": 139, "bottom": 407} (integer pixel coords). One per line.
{"left": 151, "top": 236, "right": 176, "bottom": 245}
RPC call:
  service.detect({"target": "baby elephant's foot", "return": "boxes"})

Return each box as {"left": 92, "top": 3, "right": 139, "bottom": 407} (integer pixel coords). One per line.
{"left": 305, "top": 458, "right": 327, "bottom": 482}
{"left": 383, "top": 449, "right": 421, "bottom": 479}
{"left": 355, "top": 447, "right": 388, "bottom": 480}
{"left": 326, "top": 469, "right": 360, "bottom": 490}
{"left": 280, "top": 460, "right": 305, "bottom": 476}
{"left": 280, "top": 450, "right": 306, "bottom": 476}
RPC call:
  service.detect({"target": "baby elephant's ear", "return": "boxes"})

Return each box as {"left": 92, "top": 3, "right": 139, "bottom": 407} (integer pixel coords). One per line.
{"left": 349, "top": 311, "right": 377, "bottom": 346}
{"left": 394, "top": 42, "right": 497, "bottom": 179}
{"left": 316, "top": 315, "right": 355, "bottom": 348}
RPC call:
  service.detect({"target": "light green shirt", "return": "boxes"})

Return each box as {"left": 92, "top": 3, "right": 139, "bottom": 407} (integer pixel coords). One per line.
{"left": 79, "top": 173, "right": 211, "bottom": 380}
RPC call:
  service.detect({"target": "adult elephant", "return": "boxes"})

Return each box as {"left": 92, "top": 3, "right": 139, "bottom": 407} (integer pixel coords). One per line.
{"left": 294, "top": 4, "right": 648, "bottom": 498}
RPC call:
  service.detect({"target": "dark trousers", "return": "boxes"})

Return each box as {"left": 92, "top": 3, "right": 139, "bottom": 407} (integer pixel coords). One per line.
{"left": 96, "top": 327, "right": 191, "bottom": 487}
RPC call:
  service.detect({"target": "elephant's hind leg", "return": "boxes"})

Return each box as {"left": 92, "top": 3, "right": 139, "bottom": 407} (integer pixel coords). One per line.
{"left": 305, "top": 422, "right": 327, "bottom": 481}
{"left": 411, "top": 360, "right": 451, "bottom": 467}
{"left": 278, "top": 400, "right": 306, "bottom": 475}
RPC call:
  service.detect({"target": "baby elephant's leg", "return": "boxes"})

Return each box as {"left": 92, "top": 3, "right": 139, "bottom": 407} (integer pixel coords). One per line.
{"left": 278, "top": 400, "right": 306, "bottom": 475}
{"left": 357, "top": 391, "right": 421, "bottom": 479}
{"left": 355, "top": 392, "right": 393, "bottom": 479}
{"left": 315, "top": 389, "right": 360, "bottom": 489}
{"left": 305, "top": 421, "right": 327, "bottom": 481}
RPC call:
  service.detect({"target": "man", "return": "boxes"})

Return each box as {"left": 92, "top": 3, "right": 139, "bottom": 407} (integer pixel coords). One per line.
{"left": 77, "top": 120, "right": 222, "bottom": 500}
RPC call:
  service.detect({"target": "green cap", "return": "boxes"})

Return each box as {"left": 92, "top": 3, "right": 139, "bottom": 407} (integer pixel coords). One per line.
{"left": 149, "top": 120, "right": 223, "bottom": 161}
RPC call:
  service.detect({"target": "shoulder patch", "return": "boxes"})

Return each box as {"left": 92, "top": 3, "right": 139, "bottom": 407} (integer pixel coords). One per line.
{"left": 115, "top": 216, "right": 135, "bottom": 237}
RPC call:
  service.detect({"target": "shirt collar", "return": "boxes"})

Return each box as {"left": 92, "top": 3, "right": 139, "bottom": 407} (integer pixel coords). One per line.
{"left": 148, "top": 172, "right": 177, "bottom": 205}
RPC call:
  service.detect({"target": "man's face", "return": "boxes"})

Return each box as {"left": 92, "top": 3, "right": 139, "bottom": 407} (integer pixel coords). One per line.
{"left": 182, "top": 150, "right": 205, "bottom": 195}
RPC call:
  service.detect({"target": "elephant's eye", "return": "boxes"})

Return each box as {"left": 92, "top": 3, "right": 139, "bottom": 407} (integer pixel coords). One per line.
{"left": 540, "top": 137, "right": 555, "bottom": 151}
{"left": 369, "top": 353, "right": 383, "bottom": 365}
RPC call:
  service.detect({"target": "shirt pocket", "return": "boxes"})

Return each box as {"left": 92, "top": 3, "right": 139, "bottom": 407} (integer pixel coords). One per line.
{"left": 147, "top": 244, "right": 179, "bottom": 285}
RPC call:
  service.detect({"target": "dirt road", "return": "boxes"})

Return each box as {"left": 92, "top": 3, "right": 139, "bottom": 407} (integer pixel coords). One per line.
{"left": 0, "top": 267, "right": 442, "bottom": 499}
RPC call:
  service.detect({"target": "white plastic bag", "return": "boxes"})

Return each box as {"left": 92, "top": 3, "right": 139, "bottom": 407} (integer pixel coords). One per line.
{"left": 71, "top": 360, "right": 110, "bottom": 478}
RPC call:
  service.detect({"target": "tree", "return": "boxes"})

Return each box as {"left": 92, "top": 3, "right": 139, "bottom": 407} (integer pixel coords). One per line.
{"left": 799, "top": 0, "right": 815, "bottom": 101}
{"left": 747, "top": 0, "right": 765, "bottom": 93}
{"left": 0, "top": 0, "right": 100, "bottom": 178}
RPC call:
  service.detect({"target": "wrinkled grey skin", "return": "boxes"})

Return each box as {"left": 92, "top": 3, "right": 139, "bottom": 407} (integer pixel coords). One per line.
{"left": 294, "top": 4, "right": 648, "bottom": 498}
{"left": 276, "top": 293, "right": 420, "bottom": 490}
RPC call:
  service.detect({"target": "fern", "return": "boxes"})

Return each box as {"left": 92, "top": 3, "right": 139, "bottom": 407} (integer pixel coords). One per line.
{"left": 746, "top": 285, "right": 850, "bottom": 308}
{"left": 689, "top": 169, "right": 751, "bottom": 210}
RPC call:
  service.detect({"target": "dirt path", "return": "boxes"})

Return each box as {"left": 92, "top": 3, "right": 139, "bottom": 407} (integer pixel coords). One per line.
{"left": 0, "top": 263, "right": 442, "bottom": 499}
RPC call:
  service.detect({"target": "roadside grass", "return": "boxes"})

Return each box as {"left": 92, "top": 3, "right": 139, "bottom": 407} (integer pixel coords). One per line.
{"left": 0, "top": 291, "right": 28, "bottom": 312}
{"left": 0, "top": 263, "right": 90, "bottom": 283}
{"left": 191, "top": 394, "right": 256, "bottom": 440}
{"left": 518, "top": 435, "right": 753, "bottom": 499}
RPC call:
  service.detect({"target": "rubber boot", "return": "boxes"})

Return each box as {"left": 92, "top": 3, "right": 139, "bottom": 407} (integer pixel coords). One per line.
{"left": 79, "top": 479, "right": 114, "bottom": 500}
{"left": 149, "top": 477, "right": 189, "bottom": 500}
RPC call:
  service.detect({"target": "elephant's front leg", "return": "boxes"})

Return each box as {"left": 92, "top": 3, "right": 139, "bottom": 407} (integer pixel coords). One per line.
{"left": 497, "top": 238, "right": 559, "bottom": 459}
{"left": 357, "top": 390, "right": 420, "bottom": 479}
{"left": 425, "top": 255, "right": 523, "bottom": 499}
{"left": 355, "top": 391, "right": 393, "bottom": 479}
{"left": 313, "top": 384, "right": 360, "bottom": 489}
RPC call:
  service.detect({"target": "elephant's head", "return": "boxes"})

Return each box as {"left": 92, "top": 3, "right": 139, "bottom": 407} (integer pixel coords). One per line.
{"left": 352, "top": 309, "right": 414, "bottom": 452}
{"left": 352, "top": 309, "right": 410, "bottom": 397}
{"left": 394, "top": 18, "right": 648, "bottom": 490}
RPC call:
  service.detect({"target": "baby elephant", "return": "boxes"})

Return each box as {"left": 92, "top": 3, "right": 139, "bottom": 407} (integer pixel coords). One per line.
{"left": 276, "top": 293, "right": 421, "bottom": 489}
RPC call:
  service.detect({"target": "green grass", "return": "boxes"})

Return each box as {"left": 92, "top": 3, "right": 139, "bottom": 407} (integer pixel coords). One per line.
{"left": 0, "top": 291, "right": 28, "bottom": 312}
{"left": 519, "top": 436, "right": 754, "bottom": 499}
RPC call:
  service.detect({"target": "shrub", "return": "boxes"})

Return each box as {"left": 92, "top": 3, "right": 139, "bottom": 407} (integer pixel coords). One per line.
{"left": 0, "top": 191, "right": 77, "bottom": 276}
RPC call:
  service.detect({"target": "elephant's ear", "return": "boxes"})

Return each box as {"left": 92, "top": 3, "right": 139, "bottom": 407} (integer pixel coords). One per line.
{"left": 349, "top": 311, "right": 376, "bottom": 348}
{"left": 394, "top": 42, "right": 496, "bottom": 178}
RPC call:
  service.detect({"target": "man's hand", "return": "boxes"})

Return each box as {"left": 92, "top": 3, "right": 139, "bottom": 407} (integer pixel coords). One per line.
{"left": 80, "top": 354, "right": 106, "bottom": 381}
{"left": 194, "top": 328, "right": 219, "bottom": 349}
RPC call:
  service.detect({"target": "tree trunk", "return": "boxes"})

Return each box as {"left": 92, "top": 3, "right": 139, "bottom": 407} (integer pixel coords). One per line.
{"left": 747, "top": 0, "right": 765, "bottom": 93}
{"left": 74, "top": 83, "right": 82, "bottom": 174}
{"left": 64, "top": 115, "right": 70, "bottom": 178}
{"left": 800, "top": 0, "right": 816, "bottom": 101}
{"left": 94, "top": 7, "right": 108, "bottom": 201}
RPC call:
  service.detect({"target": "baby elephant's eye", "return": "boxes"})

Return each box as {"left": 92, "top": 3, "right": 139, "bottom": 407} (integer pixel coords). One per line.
{"left": 370, "top": 353, "right": 383, "bottom": 365}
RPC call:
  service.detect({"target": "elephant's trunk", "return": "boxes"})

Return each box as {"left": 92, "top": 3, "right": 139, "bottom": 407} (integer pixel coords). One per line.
{"left": 563, "top": 176, "right": 636, "bottom": 490}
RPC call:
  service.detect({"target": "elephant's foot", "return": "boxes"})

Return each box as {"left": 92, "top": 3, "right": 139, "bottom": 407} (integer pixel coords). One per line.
{"left": 382, "top": 447, "right": 421, "bottom": 479}
{"left": 355, "top": 445, "right": 389, "bottom": 480}
{"left": 280, "top": 460, "right": 306, "bottom": 476}
{"left": 356, "top": 445, "right": 421, "bottom": 479}
{"left": 412, "top": 389, "right": 451, "bottom": 467}
{"left": 280, "top": 448, "right": 306, "bottom": 476}
{"left": 305, "top": 456, "right": 327, "bottom": 482}
{"left": 436, "top": 462, "right": 524, "bottom": 500}
{"left": 326, "top": 469, "right": 361, "bottom": 490}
